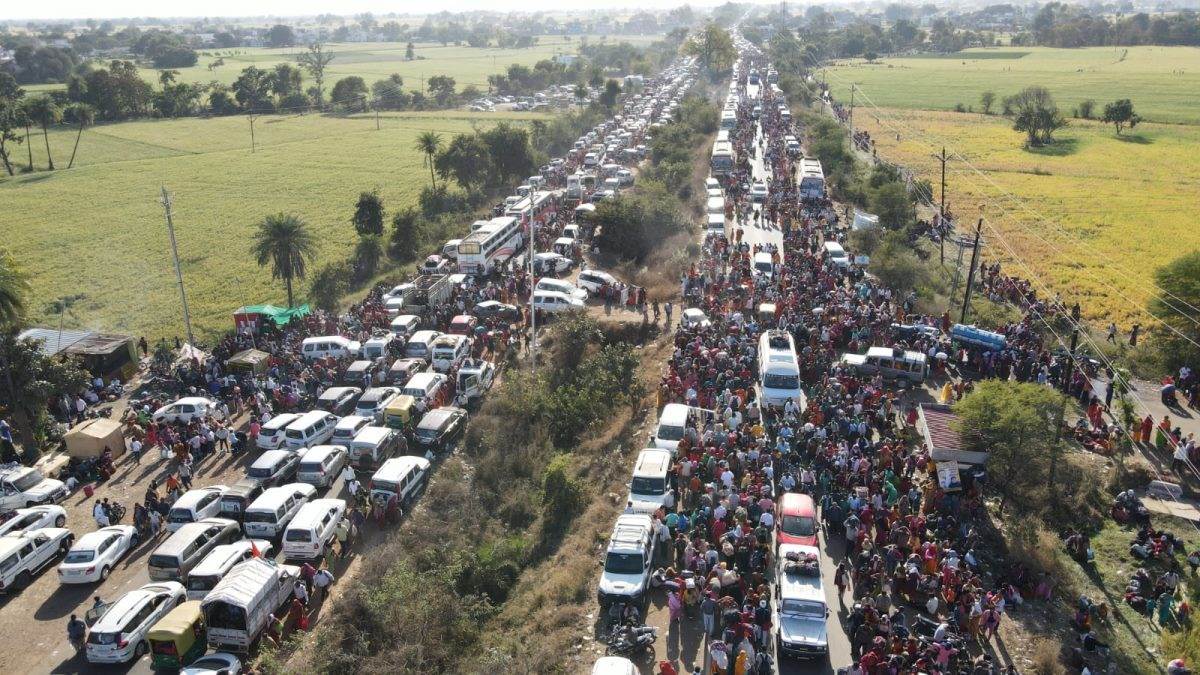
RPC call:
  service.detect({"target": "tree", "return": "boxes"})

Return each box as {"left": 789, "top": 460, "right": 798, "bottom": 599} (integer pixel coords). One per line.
{"left": 297, "top": 43, "right": 335, "bottom": 106}
{"left": 351, "top": 190, "right": 385, "bottom": 236}
{"left": 308, "top": 262, "right": 348, "bottom": 312}
{"left": 954, "top": 380, "right": 1063, "bottom": 515}
{"left": 1149, "top": 252, "right": 1200, "bottom": 369}
{"left": 979, "top": 91, "right": 996, "bottom": 115}
{"left": 684, "top": 22, "right": 736, "bottom": 73}
{"left": 573, "top": 82, "right": 587, "bottom": 108}
{"left": 25, "top": 95, "right": 61, "bottom": 170}
{"left": 592, "top": 180, "right": 689, "bottom": 262}
{"left": 1077, "top": 98, "right": 1096, "bottom": 120}
{"left": 65, "top": 103, "right": 93, "bottom": 169}
{"left": 869, "top": 232, "right": 927, "bottom": 296}
{"left": 427, "top": 75, "right": 457, "bottom": 107}
{"left": 0, "top": 333, "right": 90, "bottom": 453}
{"left": 353, "top": 234, "right": 384, "bottom": 283}
{"left": 0, "top": 250, "right": 30, "bottom": 328}
{"left": 250, "top": 213, "right": 318, "bottom": 308}
{"left": 372, "top": 74, "right": 407, "bottom": 109}
{"left": 1010, "top": 86, "right": 1067, "bottom": 146}
{"left": 870, "top": 182, "right": 916, "bottom": 230}
{"left": 390, "top": 207, "right": 421, "bottom": 260}
{"left": 599, "top": 79, "right": 621, "bottom": 108}
{"left": 414, "top": 131, "right": 442, "bottom": 190}
{"left": 405, "top": 42, "right": 415, "bottom": 60}
{"left": 1102, "top": 98, "right": 1141, "bottom": 135}
{"left": 0, "top": 73, "right": 24, "bottom": 176}
{"left": 478, "top": 123, "right": 534, "bottom": 187}
{"left": 330, "top": 76, "right": 368, "bottom": 107}
{"left": 232, "top": 66, "right": 275, "bottom": 112}
{"left": 267, "top": 24, "right": 297, "bottom": 48}
{"left": 435, "top": 133, "right": 491, "bottom": 191}
{"left": 271, "top": 64, "right": 304, "bottom": 99}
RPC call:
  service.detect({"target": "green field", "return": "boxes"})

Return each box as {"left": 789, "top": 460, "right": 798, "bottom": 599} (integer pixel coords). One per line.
{"left": 824, "top": 45, "right": 1200, "bottom": 327}
{"left": 1, "top": 109, "right": 552, "bottom": 341}
{"left": 24, "top": 34, "right": 665, "bottom": 95}
{"left": 828, "top": 46, "right": 1200, "bottom": 124}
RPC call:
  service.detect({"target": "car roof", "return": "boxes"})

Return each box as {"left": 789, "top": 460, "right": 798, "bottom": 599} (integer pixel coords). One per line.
{"left": 74, "top": 526, "right": 133, "bottom": 549}
{"left": 418, "top": 407, "right": 465, "bottom": 429}
{"left": 93, "top": 583, "right": 182, "bottom": 631}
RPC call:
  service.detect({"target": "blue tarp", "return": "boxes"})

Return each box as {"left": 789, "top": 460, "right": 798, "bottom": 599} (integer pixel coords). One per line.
{"left": 950, "top": 323, "right": 1006, "bottom": 350}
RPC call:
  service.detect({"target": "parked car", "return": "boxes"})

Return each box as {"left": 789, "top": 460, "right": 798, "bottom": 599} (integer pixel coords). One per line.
{"left": 57, "top": 525, "right": 138, "bottom": 584}
{"left": 472, "top": 300, "right": 521, "bottom": 323}
{"left": 680, "top": 308, "right": 712, "bottom": 329}
{"left": 0, "top": 504, "right": 67, "bottom": 536}
{"left": 533, "top": 252, "right": 574, "bottom": 276}
{"left": 86, "top": 581, "right": 186, "bottom": 664}
{"left": 413, "top": 407, "right": 467, "bottom": 452}
{"left": 0, "top": 465, "right": 68, "bottom": 510}
{"left": 153, "top": 397, "right": 223, "bottom": 424}
{"left": 0, "top": 527, "right": 74, "bottom": 592}
{"left": 749, "top": 180, "right": 768, "bottom": 203}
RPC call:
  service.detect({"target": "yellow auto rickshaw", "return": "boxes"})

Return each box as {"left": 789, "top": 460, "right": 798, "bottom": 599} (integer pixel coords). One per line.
{"left": 384, "top": 394, "right": 417, "bottom": 430}
{"left": 147, "top": 600, "right": 207, "bottom": 670}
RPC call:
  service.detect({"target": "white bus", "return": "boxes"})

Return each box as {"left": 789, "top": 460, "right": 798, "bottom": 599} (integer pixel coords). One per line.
{"left": 757, "top": 330, "right": 806, "bottom": 409}
{"left": 719, "top": 110, "right": 737, "bottom": 130}
{"left": 456, "top": 216, "right": 523, "bottom": 276}
{"left": 799, "top": 158, "right": 825, "bottom": 200}
{"left": 505, "top": 190, "right": 558, "bottom": 229}
{"left": 711, "top": 140, "right": 734, "bottom": 176}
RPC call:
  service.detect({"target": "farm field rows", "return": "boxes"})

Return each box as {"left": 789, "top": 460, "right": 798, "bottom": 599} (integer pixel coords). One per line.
{"left": 1, "top": 110, "right": 552, "bottom": 341}
{"left": 826, "top": 45, "right": 1200, "bottom": 326}
{"left": 24, "top": 34, "right": 666, "bottom": 94}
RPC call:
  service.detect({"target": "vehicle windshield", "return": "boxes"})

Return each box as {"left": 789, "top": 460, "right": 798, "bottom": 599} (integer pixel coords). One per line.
{"left": 248, "top": 465, "right": 276, "bottom": 479}
{"left": 298, "top": 462, "right": 323, "bottom": 473}
{"left": 371, "top": 482, "right": 398, "bottom": 496}
{"left": 167, "top": 509, "right": 193, "bottom": 524}
{"left": 781, "top": 599, "right": 825, "bottom": 616}
{"left": 243, "top": 511, "right": 276, "bottom": 524}
{"left": 657, "top": 424, "right": 685, "bottom": 442}
{"left": 148, "top": 554, "right": 178, "bottom": 569}
{"left": 604, "top": 552, "right": 644, "bottom": 575}
{"left": 64, "top": 550, "right": 95, "bottom": 564}
{"left": 415, "top": 428, "right": 438, "bottom": 441}
{"left": 630, "top": 476, "right": 666, "bottom": 496}
{"left": 187, "top": 576, "right": 217, "bottom": 592}
{"left": 764, "top": 373, "right": 801, "bottom": 390}
{"left": 11, "top": 470, "right": 44, "bottom": 492}
{"left": 780, "top": 515, "right": 817, "bottom": 537}
{"left": 285, "top": 529, "right": 312, "bottom": 542}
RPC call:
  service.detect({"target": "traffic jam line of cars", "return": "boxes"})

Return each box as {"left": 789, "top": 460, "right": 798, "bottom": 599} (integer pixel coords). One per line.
{"left": 0, "top": 56, "right": 703, "bottom": 674}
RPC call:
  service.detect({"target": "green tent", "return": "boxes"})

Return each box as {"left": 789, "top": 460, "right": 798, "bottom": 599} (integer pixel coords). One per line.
{"left": 233, "top": 304, "right": 312, "bottom": 327}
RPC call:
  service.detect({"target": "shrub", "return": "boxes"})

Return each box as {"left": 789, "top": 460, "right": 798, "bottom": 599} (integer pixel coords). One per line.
{"left": 418, "top": 185, "right": 474, "bottom": 217}
{"left": 308, "top": 261, "right": 351, "bottom": 311}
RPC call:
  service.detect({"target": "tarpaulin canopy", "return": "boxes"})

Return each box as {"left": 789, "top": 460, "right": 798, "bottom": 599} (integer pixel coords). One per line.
{"left": 234, "top": 304, "right": 311, "bottom": 325}
{"left": 63, "top": 418, "right": 126, "bottom": 459}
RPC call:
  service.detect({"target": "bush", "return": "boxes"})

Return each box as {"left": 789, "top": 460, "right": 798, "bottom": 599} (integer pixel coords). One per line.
{"left": 592, "top": 181, "right": 690, "bottom": 262}
{"left": 389, "top": 207, "right": 421, "bottom": 260}
{"left": 308, "top": 261, "right": 351, "bottom": 311}
{"left": 418, "top": 185, "right": 474, "bottom": 217}
{"left": 540, "top": 455, "right": 583, "bottom": 547}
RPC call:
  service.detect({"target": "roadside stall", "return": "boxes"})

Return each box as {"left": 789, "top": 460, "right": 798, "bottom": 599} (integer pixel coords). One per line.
{"left": 232, "top": 304, "right": 311, "bottom": 335}
{"left": 63, "top": 418, "right": 126, "bottom": 460}
{"left": 226, "top": 348, "right": 271, "bottom": 375}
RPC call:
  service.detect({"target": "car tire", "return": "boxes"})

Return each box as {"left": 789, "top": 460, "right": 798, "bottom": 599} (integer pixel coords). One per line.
{"left": 15, "top": 571, "right": 30, "bottom": 589}
{"left": 100, "top": 566, "right": 111, "bottom": 581}
{"left": 54, "top": 515, "right": 66, "bottom": 528}
{"left": 134, "top": 640, "right": 148, "bottom": 659}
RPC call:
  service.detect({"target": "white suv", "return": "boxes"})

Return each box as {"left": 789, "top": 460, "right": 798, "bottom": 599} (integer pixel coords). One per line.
{"left": 86, "top": 581, "right": 186, "bottom": 663}
{"left": 0, "top": 527, "right": 74, "bottom": 592}
{"left": 0, "top": 465, "right": 68, "bottom": 511}
{"left": 597, "top": 514, "right": 655, "bottom": 609}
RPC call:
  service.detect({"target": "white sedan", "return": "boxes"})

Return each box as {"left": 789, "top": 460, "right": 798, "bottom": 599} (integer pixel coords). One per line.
{"left": 534, "top": 252, "right": 575, "bottom": 275}
{"left": 680, "top": 308, "right": 713, "bottom": 330}
{"left": 153, "top": 396, "right": 223, "bottom": 424}
{"left": 57, "top": 525, "right": 138, "bottom": 584}
{"left": 0, "top": 505, "right": 67, "bottom": 536}
{"left": 749, "top": 180, "right": 768, "bottom": 203}
{"left": 182, "top": 653, "right": 242, "bottom": 675}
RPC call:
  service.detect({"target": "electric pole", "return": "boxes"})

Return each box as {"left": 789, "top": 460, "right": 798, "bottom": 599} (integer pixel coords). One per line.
{"left": 848, "top": 83, "right": 855, "bottom": 133}
{"left": 959, "top": 218, "right": 983, "bottom": 324}
{"left": 248, "top": 112, "right": 257, "bottom": 153}
{"left": 933, "top": 147, "right": 947, "bottom": 264}
{"left": 1049, "top": 303, "right": 1081, "bottom": 496}
{"left": 160, "top": 186, "right": 195, "bottom": 347}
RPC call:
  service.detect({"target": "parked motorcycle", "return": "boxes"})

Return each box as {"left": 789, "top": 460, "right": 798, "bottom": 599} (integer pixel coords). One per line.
{"left": 605, "top": 623, "right": 657, "bottom": 659}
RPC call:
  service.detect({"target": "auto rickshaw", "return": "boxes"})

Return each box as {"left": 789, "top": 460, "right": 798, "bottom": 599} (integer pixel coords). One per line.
{"left": 383, "top": 394, "right": 417, "bottom": 431}
{"left": 147, "top": 600, "right": 207, "bottom": 669}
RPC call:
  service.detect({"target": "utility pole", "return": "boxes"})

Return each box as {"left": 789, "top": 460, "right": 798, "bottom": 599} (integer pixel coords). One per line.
{"left": 959, "top": 218, "right": 983, "bottom": 324}
{"left": 375, "top": 101, "right": 380, "bottom": 130}
{"left": 527, "top": 201, "right": 538, "bottom": 373}
{"left": 848, "top": 83, "right": 855, "bottom": 133}
{"left": 248, "top": 112, "right": 257, "bottom": 153}
{"left": 933, "top": 147, "right": 948, "bottom": 264}
{"left": 1048, "top": 304, "right": 1081, "bottom": 496}
{"left": 948, "top": 234, "right": 972, "bottom": 302}
{"left": 160, "top": 186, "right": 195, "bottom": 347}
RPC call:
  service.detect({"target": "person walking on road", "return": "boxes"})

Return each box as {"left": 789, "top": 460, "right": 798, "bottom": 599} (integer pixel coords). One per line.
{"left": 67, "top": 614, "right": 87, "bottom": 652}
{"left": 835, "top": 561, "right": 850, "bottom": 605}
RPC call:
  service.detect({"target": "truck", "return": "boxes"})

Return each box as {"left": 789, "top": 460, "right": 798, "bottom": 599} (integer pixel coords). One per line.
{"left": 201, "top": 558, "right": 298, "bottom": 653}
{"left": 455, "top": 359, "right": 496, "bottom": 406}
{"left": 403, "top": 274, "right": 452, "bottom": 315}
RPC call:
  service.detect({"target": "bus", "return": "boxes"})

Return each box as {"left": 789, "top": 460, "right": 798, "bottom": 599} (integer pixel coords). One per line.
{"left": 456, "top": 216, "right": 524, "bottom": 276}
{"left": 799, "top": 158, "right": 825, "bottom": 200}
{"left": 719, "top": 110, "right": 737, "bottom": 130}
{"left": 711, "top": 141, "right": 734, "bottom": 176}
{"left": 757, "top": 330, "right": 806, "bottom": 409}
{"left": 505, "top": 190, "right": 559, "bottom": 230}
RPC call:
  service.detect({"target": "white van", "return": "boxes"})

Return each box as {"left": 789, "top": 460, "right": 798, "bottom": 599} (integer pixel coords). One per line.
{"left": 166, "top": 485, "right": 229, "bottom": 532}
{"left": 707, "top": 213, "right": 726, "bottom": 234}
{"left": 355, "top": 387, "right": 402, "bottom": 423}
{"left": 405, "top": 330, "right": 443, "bottom": 360}
{"left": 758, "top": 330, "right": 806, "bottom": 408}
{"left": 430, "top": 334, "right": 471, "bottom": 373}
{"left": 295, "top": 445, "right": 348, "bottom": 488}
{"left": 256, "top": 413, "right": 300, "bottom": 451}
{"left": 300, "top": 336, "right": 360, "bottom": 361}
{"left": 822, "top": 241, "right": 850, "bottom": 269}
{"left": 753, "top": 251, "right": 775, "bottom": 279}
{"left": 389, "top": 314, "right": 421, "bottom": 339}
{"left": 361, "top": 334, "right": 397, "bottom": 361}
{"left": 652, "top": 403, "right": 690, "bottom": 451}
{"left": 627, "top": 448, "right": 673, "bottom": 514}
{"left": 706, "top": 195, "right": 725, "bottom": 215}
{"left": 442, "top": 238, "right": 462, "bottom": 260}
{"left": 369, "top": 457, "right": 431, "bottom": 509}
{"left": 282, "top": 499, "right": 346, "bottom": 562}
{"left": 185, "top": 539, "right": 273, "bottom": 601}
{"left": 283, "top": 410, "right": 339, "bottom": 450}
{"left": 348, "top": 426, "right": 405, "bottom": 471}
{"left": 242, "top": 483, "right": 317, "bottom": 539}
{"left": 330, "top": 415, "right": 371, "bottom": 446}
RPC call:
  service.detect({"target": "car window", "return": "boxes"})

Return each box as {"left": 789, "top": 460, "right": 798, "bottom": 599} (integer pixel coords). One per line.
{"left": 181, "top": 404, "right": 196, "bottom": 413}
{"left": 98, "top": 536, "right": 116, "bottom": 554}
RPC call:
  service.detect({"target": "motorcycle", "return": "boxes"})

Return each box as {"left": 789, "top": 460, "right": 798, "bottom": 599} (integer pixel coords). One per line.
{"left": 606, "top": 623, "right": 657, "bottom": 659}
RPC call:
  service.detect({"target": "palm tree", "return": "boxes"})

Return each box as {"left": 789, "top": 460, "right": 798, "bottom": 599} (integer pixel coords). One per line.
{"left": 0, "top": 250, "right": 30, "bottom": 330}
{"left": 250, "top": 213, "right": 318, "bottom": 308}
{"left": 66, "top": 104, "right": 94, "bottom": 170}
{"left": 25, "top": 96, "right": 61, "bottom": 170}
{"left": 574, "top": 82, "right": 587, "bottom": 109}
{"left": 413, "top": 131, "right": 442, "bottom": 191}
